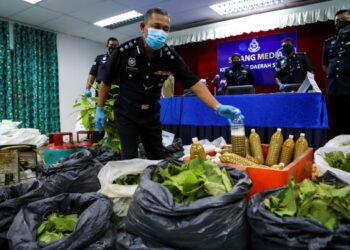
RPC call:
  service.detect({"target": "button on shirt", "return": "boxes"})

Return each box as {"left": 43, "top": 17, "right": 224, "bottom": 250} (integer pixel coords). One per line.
{"left": 322, "top": 28, "right": 350, "bottom": 96}
{"left": 99, "top": 37, "right": 199, "bottom": 104}
{"left": 274, "top": 53, "right": 313, "bottom": 84}
{"left": 224, "top": 66, "right": 253, "bottom": 86}
{"left": 89, "top": 53, "right": 110, "bottom": 83}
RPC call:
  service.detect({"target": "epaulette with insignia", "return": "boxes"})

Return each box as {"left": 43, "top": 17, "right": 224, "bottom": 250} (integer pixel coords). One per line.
{"left": 118, "top": 39, "right": 137, "bottom": 53}
{"left": 161, "top": 45, "right": 176, "bottom": 60}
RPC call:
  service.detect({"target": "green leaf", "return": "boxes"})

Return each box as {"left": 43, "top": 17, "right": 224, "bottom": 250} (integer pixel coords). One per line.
{"left": 221, "top": 168, "right": 234, "bottom": 192}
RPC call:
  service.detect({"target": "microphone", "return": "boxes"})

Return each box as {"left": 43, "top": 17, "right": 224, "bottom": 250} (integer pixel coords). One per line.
{"left": 211, "top": 74, "right": 220, "bottom": 83}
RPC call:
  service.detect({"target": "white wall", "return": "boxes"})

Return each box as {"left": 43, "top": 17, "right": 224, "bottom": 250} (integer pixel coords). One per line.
{"left": 57, "top": 34, "right": 104, "bottom": 132}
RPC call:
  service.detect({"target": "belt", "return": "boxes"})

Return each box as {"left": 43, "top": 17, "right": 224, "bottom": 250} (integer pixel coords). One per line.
{"left": 120, "top": 96, "right": 154, "bottom": 110}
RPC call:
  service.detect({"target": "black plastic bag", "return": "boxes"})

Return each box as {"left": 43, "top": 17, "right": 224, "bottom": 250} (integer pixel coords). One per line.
{"left": 7, "top": 193, "right": 116, "bottom": 250}
{"left": 117, "top": 232, "right": 156, "bottom": 250}
{"left": 40, "top": 151, "right": 102, "bottom": 195}
{"left": 247, "top": 179, "right": 350, "bottom": 250}
{"left": 164, "top": 138, "right": 184, "bottom": 160}
{"left": 126, "top": 162, "right": 251, "bottom": 250}
{"left": 0, "top": 180, "right": 47, "bottom": 250}
{"left": 86, "top": 146, "right": 120, "bottom": 165}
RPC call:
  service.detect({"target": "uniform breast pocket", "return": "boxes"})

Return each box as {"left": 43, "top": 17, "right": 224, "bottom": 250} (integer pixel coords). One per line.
{"left": 151, "top": 73, "right": 168, "bottom": 89}
{"left": 125, "top": 67, "right": 141, "bottom": 82}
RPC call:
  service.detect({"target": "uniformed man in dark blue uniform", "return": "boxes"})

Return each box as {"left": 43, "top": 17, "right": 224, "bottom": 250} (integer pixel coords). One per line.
{"left": 274, "top": 38, "right": 313, "bottom": 91}
{"left": 84, "top": 37, "right": 119, "bottom": 97}
{"left": 223, "top": 53, "right": 254, "bottom": 94}
{"left": 95, "top": 8, "right": 243, "bottom": 160}
{"left": 322, "top": 9, "right": 350, "bottom": 135}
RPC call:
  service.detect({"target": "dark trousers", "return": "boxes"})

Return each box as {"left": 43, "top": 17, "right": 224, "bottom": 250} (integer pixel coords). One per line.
{"left": 329, "top": 95, "right": 350, "bottom": 136}
{"left": 115, "top": 97, "right": 166, "bottom": 160}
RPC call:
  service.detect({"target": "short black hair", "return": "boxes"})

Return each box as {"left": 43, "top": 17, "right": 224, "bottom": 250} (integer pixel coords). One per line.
{"left": 144, "top": 8, "right": 169, "bottom": 23}
{"left": 282, "top": 38, "right": 294, "bottom": 44}
{"left": 335, "top": 9, "right": 350, "bottom": 16}
{"left": 231, "top": 53, "right": 241, "bottom": 60}
{"left": 107, "top": 37, "right": 118, "bottom": 45}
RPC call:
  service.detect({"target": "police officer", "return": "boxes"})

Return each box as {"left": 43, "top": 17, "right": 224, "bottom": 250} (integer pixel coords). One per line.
{"left": 222, "top": 53, "right": 254, "bottom": 94}
{"left": 274, "top": 38, "right": 313, "bottom": 91}
{"left": 322, "top": 9, "right": 350, "bottom": 135}
{"left": 84, "top": 37, "right": 119, "bottom": 97}
{"left": 96, "top": 8, "right": 243, "bottom": 160}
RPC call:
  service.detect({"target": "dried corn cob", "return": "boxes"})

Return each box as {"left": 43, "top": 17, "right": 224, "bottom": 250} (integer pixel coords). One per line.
{"left": 294, "top": 133, "right": 309, "bottom": 160}
{"left": 249, "top": 129, "right": 264, "bottom": 164}
{"left": 246, "top": 154, "right": 260, "bottom": 164}
{"left": 221, "top": 145, "right": 232, "bottom": 154}
{"left": 312, "top": 163, "right": 319, "bottom": 181}
{"left": 220, "top": 152, "right": 261, "bottom": 166}
{"left": 279, "top": 135, "right": 295, "bottom": 165}
{"left": 190, "top": 143, "right": 205, "bottom": 160}
{"left": 271, "top": 163, "right": 285, "bottom": 170}
{"left": 245, "top": 137, "right": 251, "bottom": 156}
{"left": 266, "top": 128, "right": 283, "bottom": 166}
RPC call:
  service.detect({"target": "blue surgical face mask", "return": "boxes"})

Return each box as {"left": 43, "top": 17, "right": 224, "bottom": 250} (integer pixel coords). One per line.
{"left": 145, "top": 28, "right": 168, "bottom": 50}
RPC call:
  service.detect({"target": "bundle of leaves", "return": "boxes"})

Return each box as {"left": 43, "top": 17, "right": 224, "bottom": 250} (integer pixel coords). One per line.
{"left": 264, "top": 178, "right": 350, "bottom": 229}
{"left": 113, "top": 174, "right": 141, "bottom": 185}
{"left": 152, "top": 156, "right": 234, "bottom": 203}
{"left": 36, "top": 213, "right": 79, "bottom": 243}
{"left": 324, "top": 151, "right": 350, "bottom": 172}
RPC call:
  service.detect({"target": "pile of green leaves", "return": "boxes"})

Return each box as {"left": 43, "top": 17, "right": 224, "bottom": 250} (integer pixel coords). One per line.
{"left": 113, "top": 174, "right": 140, "bottom": 185}
{"left": 36, "top": 213, "right": 79, "bottom": 243}
{"left": 264, "top": 178, "right": 350, "bottom": 229}
{"left": 152, "top": 156, "right": 234, "bottom": 203}
{"left": 324, "top": 151, "right": 350, "bottom": 172}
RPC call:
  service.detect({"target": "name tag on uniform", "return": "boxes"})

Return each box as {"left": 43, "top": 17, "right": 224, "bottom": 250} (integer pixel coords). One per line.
{"left": 126, "top": 66, "right": 138, "bottom": 72}
{"left": 154, "top": 71, "right": 172, "bottom": 76}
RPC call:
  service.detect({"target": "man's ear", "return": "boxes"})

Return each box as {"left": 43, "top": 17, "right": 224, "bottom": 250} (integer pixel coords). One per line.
{"left": 140, "top": 22, "right": 145, "bottom": 32}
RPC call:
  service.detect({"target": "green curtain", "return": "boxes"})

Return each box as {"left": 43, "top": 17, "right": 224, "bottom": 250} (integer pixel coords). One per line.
{"left": 0, "top": 21, "right": 13, "bottom": 120}
{"left": 13, "top": 24, "right": 60, "bottom": 133}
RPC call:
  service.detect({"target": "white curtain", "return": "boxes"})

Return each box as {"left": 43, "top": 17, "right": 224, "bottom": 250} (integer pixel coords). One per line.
{"left": 168, "top": 0, "right": 350, "bottom": 46}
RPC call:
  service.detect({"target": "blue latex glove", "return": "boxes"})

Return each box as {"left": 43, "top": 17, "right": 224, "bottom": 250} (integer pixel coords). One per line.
{"left": 279, "top": 84, "right": 286, "bottom": 92}
{"left": 216, "top": 104, "right": 243, "bottom": 122}
{"left": 95, "top": 107, "right": 105, "bottom": 132}
{"left": 85, "top": 88, "right": 92, "bottom": 97}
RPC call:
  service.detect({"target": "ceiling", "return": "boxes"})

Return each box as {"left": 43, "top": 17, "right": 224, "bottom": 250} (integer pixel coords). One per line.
{"left": 0, "top": 0, "right": 328, "bottom": 44}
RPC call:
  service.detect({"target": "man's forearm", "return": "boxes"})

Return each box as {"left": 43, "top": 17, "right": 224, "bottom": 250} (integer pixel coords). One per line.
{"left": 190, "top": 82, "right": 219, "bottom": 110}
{"left": 97, "top": 82, "right": 111, "bottom": 107}
{"left": 275, "top": 77, "right": 282, "bottom": 86}
{"left": 86, "top": 74, "right": 96, "bottom": 89}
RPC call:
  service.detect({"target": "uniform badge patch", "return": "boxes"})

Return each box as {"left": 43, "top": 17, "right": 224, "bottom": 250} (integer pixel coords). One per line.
{"left": 128, "top": 57, "right": 136, "bottom": 67}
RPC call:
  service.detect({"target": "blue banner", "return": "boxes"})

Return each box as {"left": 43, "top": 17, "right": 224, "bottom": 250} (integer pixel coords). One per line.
{"left": 217, "top": 32, "right": 297, "bottom": 85}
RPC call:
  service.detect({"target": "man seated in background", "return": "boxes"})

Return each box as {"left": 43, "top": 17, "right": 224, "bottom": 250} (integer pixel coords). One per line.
{"left": 84, "top": 37, "right": 119, "bottom": 97}
{"left": 221, "top": 53, "right": 254, "bottom": 94}
{"left": 274, "top": 38, "right": 313, "bottom": 91}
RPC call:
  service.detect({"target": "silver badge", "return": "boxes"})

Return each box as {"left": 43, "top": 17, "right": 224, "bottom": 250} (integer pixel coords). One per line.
{"left": 128, "top": 57, "right": 136, "bottom": 67}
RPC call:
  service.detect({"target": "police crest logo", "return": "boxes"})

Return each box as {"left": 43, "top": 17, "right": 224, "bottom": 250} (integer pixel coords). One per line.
{"left": 128, "top": 57, "right": 136, "bottom": 67}
{"left": 248, "top": 38, "right": 261, "bottom": 53}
